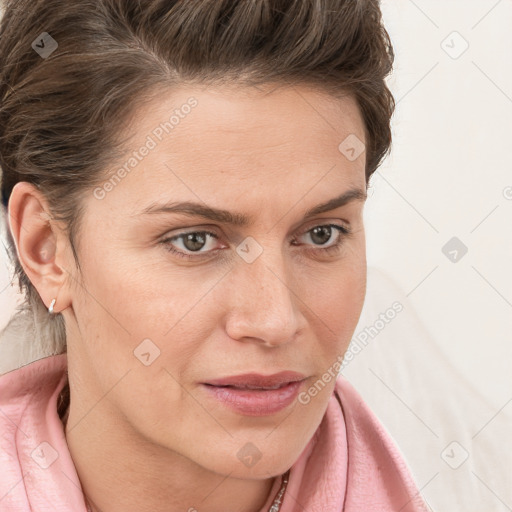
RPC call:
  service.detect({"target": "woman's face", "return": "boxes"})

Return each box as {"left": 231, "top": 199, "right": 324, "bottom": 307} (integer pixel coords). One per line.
{"left": 63, "top": 83, "right": 367, "bottom": 478}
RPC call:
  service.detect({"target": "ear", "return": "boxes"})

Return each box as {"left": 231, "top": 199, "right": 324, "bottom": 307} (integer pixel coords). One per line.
{"left": 7, "top": 181, "right": 73, "bottom": 314}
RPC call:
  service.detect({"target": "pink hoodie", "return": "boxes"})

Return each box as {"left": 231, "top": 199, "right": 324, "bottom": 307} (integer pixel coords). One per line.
{"left": 0, "top": 354, "right": 429, "bottom": 511}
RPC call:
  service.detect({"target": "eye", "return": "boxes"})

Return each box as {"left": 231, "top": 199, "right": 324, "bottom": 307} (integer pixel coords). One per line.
{"left": 160, "top": 223, "right": 353, "bottom": 261}
{"left": 292, "top": 224, "right": 352, "bottom": 254}
{"left": 161, "top": 230, "right": 222, "bottom": 260}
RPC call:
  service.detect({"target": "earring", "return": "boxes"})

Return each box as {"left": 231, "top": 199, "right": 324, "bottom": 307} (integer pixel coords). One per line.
{"left": 48, "top": 298, "right": 56, "bottom": 315}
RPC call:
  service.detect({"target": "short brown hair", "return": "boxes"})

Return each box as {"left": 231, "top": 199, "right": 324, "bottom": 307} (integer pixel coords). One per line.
{"left": 0, "top": 0, "right": 395, "bottom": 358}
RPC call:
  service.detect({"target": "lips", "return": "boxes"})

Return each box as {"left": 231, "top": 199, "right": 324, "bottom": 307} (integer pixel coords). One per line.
{"left": 201, "top": 379, "right": 305, "bottom": 416}
{"left": 206, "top": 382, "right": 290, "bottom": 391}
{"left": 204, "top": 371, "right": 306, "bottom": 390}
{"left": 213, "top": 383, "right": 287, "bottom": 390}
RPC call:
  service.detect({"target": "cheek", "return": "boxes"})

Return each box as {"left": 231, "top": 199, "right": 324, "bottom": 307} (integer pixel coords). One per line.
{"left": 301, "top": 248, "right": 367, "bottom": 355}
{"left": 73, "top": 250, "right": 224, "bottom": 394}
{"left": 306, "top": 235, "right": 366, "bottom": 307}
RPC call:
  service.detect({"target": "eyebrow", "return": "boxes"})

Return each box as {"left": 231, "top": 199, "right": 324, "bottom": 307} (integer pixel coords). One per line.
{"left": 138, "top": 187, "right": 367, "bottom": 226}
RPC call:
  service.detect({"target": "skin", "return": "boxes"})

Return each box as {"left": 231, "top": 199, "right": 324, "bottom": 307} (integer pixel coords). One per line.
{"left": 9, "top": 83, "right": 368, "bottom": 512}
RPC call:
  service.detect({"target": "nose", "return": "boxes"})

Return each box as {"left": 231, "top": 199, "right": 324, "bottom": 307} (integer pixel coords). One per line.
{"left": 223, "top": 247, "right": 303, "bottom": 347}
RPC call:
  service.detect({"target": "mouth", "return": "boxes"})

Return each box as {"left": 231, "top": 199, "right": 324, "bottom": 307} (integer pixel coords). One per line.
{"left": 203, "top": 382, "right": 294, "bottom": 391}
{"left": 203, "top": 371, "right": 307, "bottom": 389}
{"left": 200, "top": 379, "right": 306, "bottom": 416}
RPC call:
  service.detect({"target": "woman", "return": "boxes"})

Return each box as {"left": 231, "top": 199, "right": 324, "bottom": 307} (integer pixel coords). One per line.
{"left": 0, "top": 0, "right": 430, "bottom": 510}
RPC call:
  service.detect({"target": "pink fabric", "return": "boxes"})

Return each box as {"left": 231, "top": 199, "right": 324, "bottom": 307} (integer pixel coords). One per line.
{"left": 0, "top": 354, "right": 429, "bottom": 511}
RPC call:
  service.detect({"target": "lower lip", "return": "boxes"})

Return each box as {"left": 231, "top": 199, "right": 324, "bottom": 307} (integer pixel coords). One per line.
{"left": 201, "top": 380, "right": 304, "bottom": 416}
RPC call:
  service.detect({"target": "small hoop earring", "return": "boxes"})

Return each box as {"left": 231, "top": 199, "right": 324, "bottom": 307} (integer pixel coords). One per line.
{"left": 48, "top": 298, "right": 56, "bottom": 315}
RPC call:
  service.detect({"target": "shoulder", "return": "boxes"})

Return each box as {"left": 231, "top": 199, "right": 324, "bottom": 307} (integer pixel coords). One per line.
{"left": 333, "top": 372, "right": 406, "bottom": 457}
{"left": 0, "top": 354, "right": 79, "bottom": 510}
{"left": 0, "top": 353, "right": 68, "bottom": 403}
{"left": 332, "top": 374, "right": 430, "bottom": 511}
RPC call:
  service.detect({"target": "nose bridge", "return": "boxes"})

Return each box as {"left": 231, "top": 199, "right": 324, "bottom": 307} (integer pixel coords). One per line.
{"left": 253, "top": 253, "right": 293, "bottom": 311}
{"left": 226, "top": 241, "right": 301, "bottom": 345}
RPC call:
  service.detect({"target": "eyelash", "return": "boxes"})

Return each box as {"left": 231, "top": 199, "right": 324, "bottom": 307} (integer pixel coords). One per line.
{"left": 160, "top": 224, "right": 353, "bottom": 261}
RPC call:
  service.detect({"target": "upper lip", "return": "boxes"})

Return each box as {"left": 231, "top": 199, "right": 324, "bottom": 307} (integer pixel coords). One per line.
{"left": 204, "top": 371, "right": 307, "bottom": 389}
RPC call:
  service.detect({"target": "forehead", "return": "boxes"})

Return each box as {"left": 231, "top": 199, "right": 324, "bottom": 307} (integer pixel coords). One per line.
{"left": 126, "top": 83, "right": 365, "bottom": 158}
{"left": 163, "top": 82, "right": 362, "bottom": 124}
{"left": 99, "top": 84, "right": 367, "bottom": 214}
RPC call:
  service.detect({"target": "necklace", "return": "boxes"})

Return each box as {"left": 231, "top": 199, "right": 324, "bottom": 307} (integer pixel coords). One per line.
{"left": 85, "top": 469, "right": 290, "bottom": 512}
{"left": 268, "top": 469, "right": 290, "bottom": 512}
